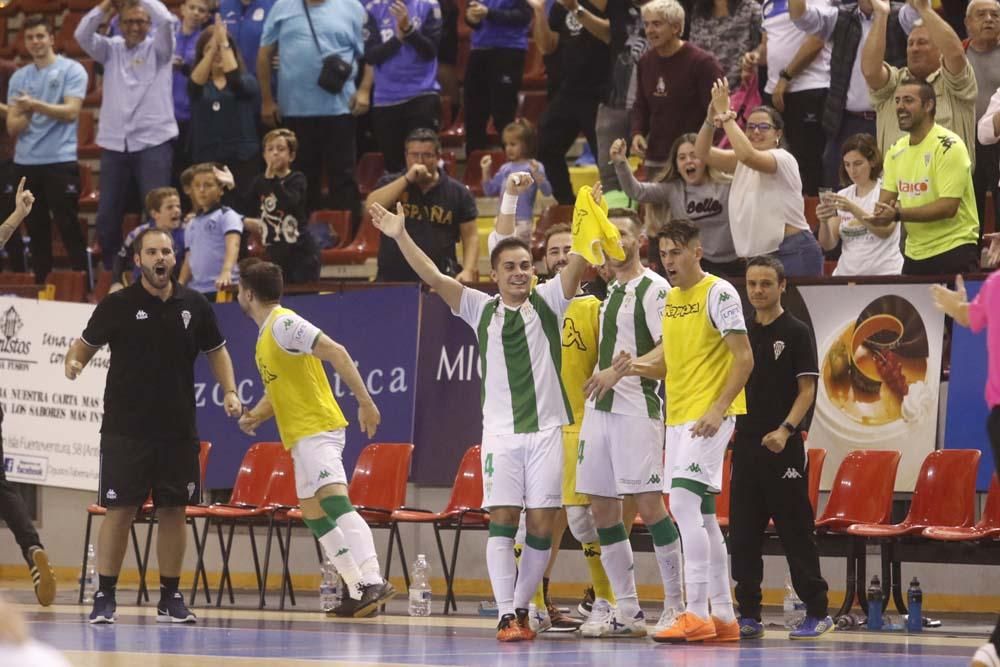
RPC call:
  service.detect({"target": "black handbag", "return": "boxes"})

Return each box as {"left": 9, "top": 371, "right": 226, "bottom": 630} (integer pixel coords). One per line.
{"left": 302, "top": 0, "right": 352, "bottom": 95}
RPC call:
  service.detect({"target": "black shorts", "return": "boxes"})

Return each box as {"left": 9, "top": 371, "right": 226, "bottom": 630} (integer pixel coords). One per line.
{"left": 98, "top": 434, "right": 201, "bottom": 508}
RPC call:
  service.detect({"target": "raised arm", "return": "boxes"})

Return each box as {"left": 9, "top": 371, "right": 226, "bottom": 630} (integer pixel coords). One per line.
{"left": 694, "top": 99, "right": 739, "bottom": 174}
{"left": 711, "top": 79, "right": 778, "bottom": 173}
{"left": 910, "top": 0, "right": 966, "bottom": 75}
{"left": 144, "top": 0, "right": 179, "bottom": 66}
{"left": 789, "top": 0, "right": 838, "bottom": 39}
{"left": 0, "top": 178, "right": 32, "bottom": 248}
{"left": 528, "top": 0, "right": 558, "bottom": 55}
{"left": 861, "top": 0, "right": 891, "bottom": 91}
{"left": 74, "top": 0, "right": 114, "bottom": 62}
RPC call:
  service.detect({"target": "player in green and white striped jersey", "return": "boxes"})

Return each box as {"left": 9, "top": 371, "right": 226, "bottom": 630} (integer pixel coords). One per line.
{"left": 369, "top": 172, "right": 592, "bottom": 642}
{"left": 576, "top": 209, "right": 684, "bottom": 638}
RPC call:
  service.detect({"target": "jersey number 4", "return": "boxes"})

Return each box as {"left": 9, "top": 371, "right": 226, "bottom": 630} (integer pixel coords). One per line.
{"left": 484, "top": 453, "right": 495, "bottom": 478}
{"left": 577, "top": 440, "right": 585, "bottom": 465}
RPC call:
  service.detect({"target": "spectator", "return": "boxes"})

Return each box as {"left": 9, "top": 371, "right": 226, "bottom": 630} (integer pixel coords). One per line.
{"left": 0, "top": 57, "right": 22, "bottom": 272}
{"left": 751, "top": 0, "right": 830, "bottom": 196}
{"left": 866, "top": 79, "right": 980, "bottom": 275}
{"left": 464, "top": 0, "right": 532, "bottom": 153}
{"left": 688, "top": 0, "right": 761, "bottom": 89}
{"left": 481, "top": 119, "right": 551, "bottom": 242}
{"left": 530, "top": 0, "right": 611, "bottom": 204}
{"left": 75, "top": 0, "right": 179, "bottom": 270}
{"left": 862, "top": 0, "right": 977, "bottom": 169}
{"left": 595, "top": 0, "right": 647, "bottom": 193}
{"left": 790, "top": 0, "right": 915, "bottom": 187}
{"left": 243, "top": 128, "right": 321, "bottom": 284}
{"left": 220, "top": 0, "right": 276, "bottom": 81}
{"left": 189, "top": 16, "right": 262, "bottom": 214}
{"left": 695, "top": 81, "right": 824, "bottom": 276}
{"left": 109, "top": 187, "right": 185, "bottom": 292}
{"left": 363, "top": 0, "right": 443, "bottom": 174}
{"left": 965, "top": 0, "right": 1000, "bottom": 234}
{"left": 816, "top": 133, "right": 903, "bottom": 276}
{"left": 173, "top": 0, "right": 211, "bottom": 192}
{"left": 258, "top": 0, "right": 367, "bottom": 221}
{"left": 610, "top": 133, "right": 741, "bottom": 276}
{"left": 6, "top": 16, "right": 89, "bottom": 285}
{"left": 179, "top": 163, "right": 244, "bottom": 297}
{"left": 630, "top": 0, "right": 722, "bottom": 171}
{"left": 980, "top": 86, "right": 1000, "bottom": 190}
{"left": 366, "top": 127, "right": 478, "bottom": 282}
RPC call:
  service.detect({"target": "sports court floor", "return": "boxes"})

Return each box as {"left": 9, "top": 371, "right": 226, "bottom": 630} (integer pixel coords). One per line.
{"left": 9, "top": 588, "right": 991, "bottom": 667}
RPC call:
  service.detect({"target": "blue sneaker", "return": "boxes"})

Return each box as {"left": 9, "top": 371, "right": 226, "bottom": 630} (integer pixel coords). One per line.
{"left": 88, "top": 590, "right": 116, "bottom": 624}
{"left": 738, "top": 616, "right": 765, "bottom": 639}
{"left": 157, "top": 591, "right": 196, "bottom": 623}
{"left": 789, "top": 615, "right": 834, "bottom": 639}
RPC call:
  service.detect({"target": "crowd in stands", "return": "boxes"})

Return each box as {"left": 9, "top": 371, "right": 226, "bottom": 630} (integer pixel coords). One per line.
{"left": 0, "top": 0, "right": 997, "bottom": 299}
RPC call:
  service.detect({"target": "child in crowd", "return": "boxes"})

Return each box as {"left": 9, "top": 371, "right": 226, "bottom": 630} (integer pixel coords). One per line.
{"left": 109, "top": 187, "right": 186, "bottom": 293}
{"left": 178, "top": 162, "right": 243, "bottom": 299}
{"left": 243, "top": 129, "right": 321, "bottom": 284}
{"left": 481, "top": 119, "right": 551, "bottom": 242}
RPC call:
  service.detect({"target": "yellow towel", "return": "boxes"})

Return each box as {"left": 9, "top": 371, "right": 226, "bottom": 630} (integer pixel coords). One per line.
{"left": 571, "top": 186, "right": 625, "bottom": 265}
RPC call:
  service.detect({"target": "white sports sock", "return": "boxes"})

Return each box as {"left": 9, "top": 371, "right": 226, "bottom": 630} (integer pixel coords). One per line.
{"left": 336, "top": 511, "right": 382, "bottom": 586}
{"left": 513, "top": 544, "right": 550, "bottom": 610}
{"left": 653, "top": 540, "right": 684, "bottom": 611}
{"left": 318, "top": 526, "right": 363, "bottom": 599}
{"left": 599, "top": 539, "right": 640, "bottom": 616}
{"left": 670, "top": 487, "right": 710, "bottom": 618}
{"left": 487, "top": 536, "right": 516, "bottom": 617}
{"left": 703, "top": 512, "right": 735, "bottom": 622}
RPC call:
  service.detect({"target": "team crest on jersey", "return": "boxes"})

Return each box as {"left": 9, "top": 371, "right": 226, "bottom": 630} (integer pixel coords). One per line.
{"left": 773, "top": 340, "right": 785, "bottom": 360}
{"left": 654, "top": 76, "right": 667, "bottom": 97}
{"left": 565, "top": 11, "right": 582, "bottom": 34}
{"left": 924, "top": 153, "right": 931, "bottom": 167}
{"left": 181, "top": 310, "right": 191, "bottom": 330}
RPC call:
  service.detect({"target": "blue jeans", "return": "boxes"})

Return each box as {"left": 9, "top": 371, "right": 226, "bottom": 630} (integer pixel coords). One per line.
{"left": 96, "top": 141, "right": 173, "bottom": 269}
{"left": 775, "top": 230, "right": 823, "bottom": 277}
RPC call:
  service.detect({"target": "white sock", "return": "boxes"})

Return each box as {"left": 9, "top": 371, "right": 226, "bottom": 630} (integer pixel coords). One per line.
{"left": 513, "top": 543, "right": 550, "bottom": 610}
{"left": 318, "top": 526, "right": 363, "bottom": 599}
{"left": 670, "top": 487, "right": 710, "bottom": 619}
{"left": 599, "top": 539, "right": 640, "bottom": 616}
{"left": 487, "top": 536, "right": 517, "bottom": 618}
{"left": 336, "top": 511, "right": 382, "bottom": 586}
{"left": 704, "top": 512, "right": 735, "bottom": 622}
{"left": 653, "top": 540, "right": 684, "bottom": 611}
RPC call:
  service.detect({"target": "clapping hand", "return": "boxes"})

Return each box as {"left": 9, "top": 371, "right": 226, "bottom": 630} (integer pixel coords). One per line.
{"left": 213, "top": 165, "right": 235, "bottom": 190}
{"left": 983, "top": 232, "right": 1000, "bottom": 268}
{"left": 390, "top": 0, "right": 412, "bottom": 35}
{"left": 864, "top": 201, "right": 897, "bottom": 227}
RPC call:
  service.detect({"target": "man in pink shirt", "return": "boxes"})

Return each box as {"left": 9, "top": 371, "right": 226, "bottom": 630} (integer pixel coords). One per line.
{"left": 931, "top": 270, "right": 1000, "bottom": 667}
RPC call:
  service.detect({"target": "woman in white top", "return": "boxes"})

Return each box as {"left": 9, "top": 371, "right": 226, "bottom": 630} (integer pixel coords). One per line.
{"left": 694, "top": 78, "right": 823, "bottom": 276}
{"left": 817, "top": 134, "right": 903, "bottom": 276}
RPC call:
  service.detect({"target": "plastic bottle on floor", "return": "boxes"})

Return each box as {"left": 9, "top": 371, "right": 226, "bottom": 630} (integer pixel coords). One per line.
{"left": 408, "top": 554, "right": 432, "bottom": 616}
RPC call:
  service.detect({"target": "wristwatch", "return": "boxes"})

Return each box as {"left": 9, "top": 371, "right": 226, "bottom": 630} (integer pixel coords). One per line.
{"left": 893, "top": 204, "right": 902, "bottom": 222}
{"left": 779, "top": 69, "right": 794, "bottom": 82}
{"left": 781, "top": 421, "right": 797, "bottom": 435}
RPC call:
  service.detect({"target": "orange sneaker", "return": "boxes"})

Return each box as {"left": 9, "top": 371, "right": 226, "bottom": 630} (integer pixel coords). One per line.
{"left": 708, "top": 616, "right": 740, "bottom": 642}
{"left": 497, "top": 614, "right": 526, "bottom": 641}
{"left": 515, "top": 608, "right": 537, "bottom": 640}
{"left": 652, "top": 611, "right": 717, "bottom": 643}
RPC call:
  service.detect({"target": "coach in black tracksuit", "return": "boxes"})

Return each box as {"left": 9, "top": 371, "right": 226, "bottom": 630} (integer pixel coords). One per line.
{"left": 730, "top": 256, "right": 829, "bottom": 629}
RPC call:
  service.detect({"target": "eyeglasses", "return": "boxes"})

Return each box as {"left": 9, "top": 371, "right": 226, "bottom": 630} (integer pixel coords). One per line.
{"left": 746, "top": 122, "right": 775, "bottom": 132}
{"left": 406, "top": 151, "right": 437, "bottom": 160}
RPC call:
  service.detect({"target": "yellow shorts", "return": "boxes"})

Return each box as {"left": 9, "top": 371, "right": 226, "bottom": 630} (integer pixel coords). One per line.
{"left": 562, "top": 428, "right": 591, "bottom": 506}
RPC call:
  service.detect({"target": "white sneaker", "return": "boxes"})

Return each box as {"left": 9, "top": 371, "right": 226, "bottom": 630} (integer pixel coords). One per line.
{"left": 973, "top": 643, "right": 1000, "bottom": 667}
{"left": 579, "top": 599, "right": 613, "bottom": 637}
{"left": 653, "top": 607, "right": 681, "bottom": 634}
{"left": 527, "top": 603, "right": 552, "bottom": 633}
{"left": 582, "top": 607, "right": 646, "bottom": 638}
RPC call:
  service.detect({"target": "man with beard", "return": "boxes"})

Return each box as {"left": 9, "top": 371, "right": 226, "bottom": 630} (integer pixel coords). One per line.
{"left": 865, "top": 79, "right": 980, "bottom": 275}
{"left": 64, "top": 228, "right": 243, "bottom": 624}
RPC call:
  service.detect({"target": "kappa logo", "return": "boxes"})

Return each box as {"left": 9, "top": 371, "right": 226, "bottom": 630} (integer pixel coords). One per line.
{"left": 136, "top": 309, "right": 148, "bottom": 320}
{"left": 105, "top": 489, "right": 117, "bottom": 501}
{"left": 647, "top": 473, "right": 661, "bottom": 485}
{"left": 657, "top": 289, "right": 667, "bottom": 300}
{"left": 336, "top": 547, "right": 349, "bottom": 557}
{"left": 562, "top": 317, "right": 588, "bottom": 351}
{"left": 181, "top": 309, "right": 191, "bottom": 330}
{"left": 283, "top": 318, "right": 294, "bottom": 330}
{"left": 773, "top": 340, "right": 785, "bottom": 360}
{"left": 685, "top": 462, "right": 702, "bottom": 474}
{"left": 318, "top": 470, "right": 332, "bottom": 480}
{"left": 782, "top": 468, "right": 803, "bottom": 480}
{"left": 718, "top": 292, "right": 732, "bottom": 302}
{"left": 583, "top": 544, "right": 599, "bottom": 558}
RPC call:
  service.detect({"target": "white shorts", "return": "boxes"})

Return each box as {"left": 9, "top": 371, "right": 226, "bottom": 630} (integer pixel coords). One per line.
{"left": 576, "top": 408, "right": 665, "bottom": 498}
{"left": 481, "top": 426, "right": 563, "bottom": 509}
{"left": 664, "top": 417, "right": 735, "bottom": 494}
{"left": 290, "top": 430, "right": 348, "bottom": 499}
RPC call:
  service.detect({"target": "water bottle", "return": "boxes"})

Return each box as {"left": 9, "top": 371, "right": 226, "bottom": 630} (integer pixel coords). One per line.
{"left": 906, "top": 577, "right": 922, "bottom": 633}
{"left": 408, "top": 554, "right": 432, "bottom": 617}
{"left": 867, "top": 575, "right": 884, "bottom": 631}
{"left": 83, "top": 544, "right": 97, "bottom": 603}
{"left": 836, "top": 613, "right": 861, "bottom": 630}
{"left": 782, "top": 576, "right": 806, "bottom": 628}
{"left": 319, "top": 559, "right": 340, "bottom": 612}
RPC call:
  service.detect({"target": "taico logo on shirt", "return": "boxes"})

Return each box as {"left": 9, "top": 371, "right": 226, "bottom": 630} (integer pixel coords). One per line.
{"left": 897, "top": 179, "right": 929, "bottom": 195}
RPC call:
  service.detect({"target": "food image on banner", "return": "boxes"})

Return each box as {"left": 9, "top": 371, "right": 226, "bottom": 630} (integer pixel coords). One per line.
{"left": 0, "top": 297, "right": 106, "bottom": 491}
{"left": 799, "top": 284, "right": 944, "bottom": 491}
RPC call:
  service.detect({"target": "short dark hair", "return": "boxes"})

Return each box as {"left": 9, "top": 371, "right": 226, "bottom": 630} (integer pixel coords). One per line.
{"left": 238, "top": 258, "right": 283, "bottom": 302}
{"left": 490, "top": 236, "right": 532, "bottom": 269}
{"left": 839, "top": 133, "right": 883, "bottom": 185}
{"left": 746, "top": 255, "right": 786, "bottom": 283}
{"left": 23, "top": 16, "right": 52, "bottom": 35}
{"left": 145, "top": 187, "right": 179, "bottom": 217}
{"left": 404, "top": 127, "right": 441, "bottom": 152}
{"left": 607, "top": 207, "right": 642, "bottom": 234}
{"left": 543, "top": 222, "right": 571, "bottom": 249}
{"left": 657, "top": 219, "right": 700, "bottom": 248}
{"left": 134, "top": 227, "right": 174, "bottom": 253}
{"left": 899, "top": 77, "right": 936, "bottom": 116}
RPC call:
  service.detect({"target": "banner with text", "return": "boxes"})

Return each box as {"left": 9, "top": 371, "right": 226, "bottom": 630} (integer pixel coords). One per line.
{"left": 0, "top": 297, "right": 107, "bottom": 491}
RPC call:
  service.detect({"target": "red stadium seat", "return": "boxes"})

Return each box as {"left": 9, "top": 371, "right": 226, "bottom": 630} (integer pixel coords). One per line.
{"left": 321, "top": 214, "right": 380, "bottom": 265}
{"left": 517, "top": 92, "right": 547, "bottom": 127}
{"left": 923, "top": 473, "right": 1000, "bottom": 541}
{"left": 521, "top": 41, "right": 547, "bottom": 90}
{"left": 356, "top": 152, "right": 385, "bottom": 197}
{"left": 309, "top": 209, "right": 353, "bottom": 249}
{"left": 464, "top": 149, "right": 505, "bottom": 196}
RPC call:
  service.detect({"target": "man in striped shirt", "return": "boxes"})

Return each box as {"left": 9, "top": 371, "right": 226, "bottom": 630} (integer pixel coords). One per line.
{"left": 369, "top": 172, "right": 591, "bottom": 641}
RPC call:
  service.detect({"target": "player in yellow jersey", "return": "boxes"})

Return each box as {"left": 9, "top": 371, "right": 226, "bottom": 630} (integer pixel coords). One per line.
{"left": 615, "top": 220, "right": 753, "bottom": 643}
{"left": 234, "top": 258, "right": 395, "bottom": 618}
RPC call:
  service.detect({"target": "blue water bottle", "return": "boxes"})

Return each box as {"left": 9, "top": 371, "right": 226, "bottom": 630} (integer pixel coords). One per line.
{"left": 867, "top": 575, "right": 884, "bottom": 631}
{"left": 907, "top": 577, "right": 922, "bottom": 632}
